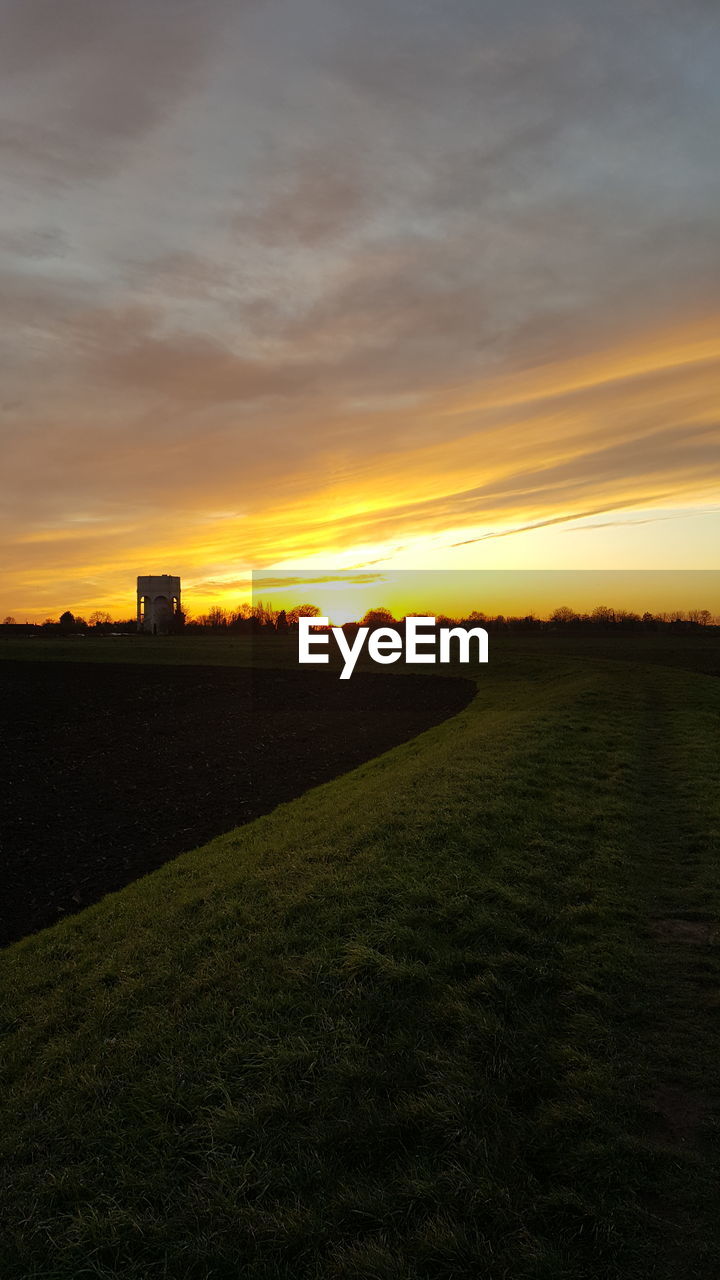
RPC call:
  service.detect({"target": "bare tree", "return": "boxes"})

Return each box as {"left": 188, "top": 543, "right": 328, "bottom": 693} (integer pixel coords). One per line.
{"left": 359, "top": 607, "right": 396, "bottom": 628}
{"left": 551, "top": 605, "right": 578, "bottom": 625}
{"left": 287, "top": 604, "right": 321, "bottom": 626}
{"left": 689, "top": 609, "right": 713, "bottom": 626}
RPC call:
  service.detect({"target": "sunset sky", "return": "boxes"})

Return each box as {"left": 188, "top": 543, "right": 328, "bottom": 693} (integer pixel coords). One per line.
{"left": 1, "top": 0, "right": 719, "bottom": 621}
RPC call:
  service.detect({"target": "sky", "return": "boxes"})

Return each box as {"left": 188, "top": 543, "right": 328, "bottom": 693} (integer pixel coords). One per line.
{"left": 1, "top": 0, "right": 719, "bottom": 621}
{"left": 252, "top": 570, "right": 720, "bottom": 626}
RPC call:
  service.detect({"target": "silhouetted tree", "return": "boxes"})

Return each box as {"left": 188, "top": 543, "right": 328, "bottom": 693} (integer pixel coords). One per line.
{"left": 359, "top": 607, "right": 396, "bottom": 629}
{"left": 551, "top": 606, "right": 578, "bottom": 625}
{"left": 287, "top": 604, "right": 321, "bottom": 626}
{"left": 229, "top": 604, "right": 252, "bottom": 631}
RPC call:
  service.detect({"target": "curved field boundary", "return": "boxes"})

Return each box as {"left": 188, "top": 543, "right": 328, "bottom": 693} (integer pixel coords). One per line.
{"left": 0, "top": 661, "right": 474, "bottom": 945}
{"left": 0, "top": 655, "right": 719, "bottom": 1278}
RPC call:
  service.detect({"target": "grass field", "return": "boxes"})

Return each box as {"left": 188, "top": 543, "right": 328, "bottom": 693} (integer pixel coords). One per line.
{"left": 1, "top": 635, "right": 719, "bottom": 1277}
{"left": 2, "top": 627, "right": 720, "bottom": 675}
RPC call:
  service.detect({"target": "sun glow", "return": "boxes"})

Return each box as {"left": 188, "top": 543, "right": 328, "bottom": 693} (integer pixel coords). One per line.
{"left": 3, "top": 316, "right": 718, "bottom": 622}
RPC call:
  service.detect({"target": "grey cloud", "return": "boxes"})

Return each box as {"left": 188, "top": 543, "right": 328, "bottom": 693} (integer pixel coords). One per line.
{"left": 89, "top": 327, "right": 298, "bottom": 404}
{"left": 1, "top": 0, "right": 718, "bottom": 612}
{"left": 0, "top": 224, "right": 68, "bottom": 259}
{"left": 122, "top": 251, "right": 234, "bottom": 300}
{"left": 449, "top": 507, "right": 632, "bottom": 546}
{"left": 0, "top": 0, "right": 231, "bottom": 185}
{"left": 231, "top": 159, "right": 367, "bottom": 247}
{"left": 569, "top": 508, "right": 720, "bottom": 531}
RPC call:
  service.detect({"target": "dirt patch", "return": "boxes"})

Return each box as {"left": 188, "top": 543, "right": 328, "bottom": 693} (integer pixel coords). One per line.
{"left": 649, "top": 918, "right": 719, "bottom": 946}
{"left": 0, "top": 661, "right": 473, "bottom": 946}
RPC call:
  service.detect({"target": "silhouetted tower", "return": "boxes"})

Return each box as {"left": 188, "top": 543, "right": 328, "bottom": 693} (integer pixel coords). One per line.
{"left": 137, "top": 575, "right": 181, "bottom": 634}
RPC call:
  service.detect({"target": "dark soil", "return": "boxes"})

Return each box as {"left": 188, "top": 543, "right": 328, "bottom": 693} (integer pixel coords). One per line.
{"left": 0, "top": 661, "right": 473, "bottom": 945}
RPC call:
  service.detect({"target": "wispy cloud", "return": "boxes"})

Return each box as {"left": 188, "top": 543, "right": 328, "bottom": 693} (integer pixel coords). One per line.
{"left": 0, "top": 0, "right": 718, "bottom": 616}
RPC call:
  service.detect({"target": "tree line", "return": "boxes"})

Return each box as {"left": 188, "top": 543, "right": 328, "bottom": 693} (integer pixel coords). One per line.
{"left": 1, "top": 602, "right": 716, "bottom": 636}
{"left": 168, "top": 602, "right": 718, "bottom": 633}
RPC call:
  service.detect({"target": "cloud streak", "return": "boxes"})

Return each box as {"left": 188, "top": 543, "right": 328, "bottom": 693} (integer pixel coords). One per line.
{"left": 0, "top": 0, "right": 718, "bottom": 616}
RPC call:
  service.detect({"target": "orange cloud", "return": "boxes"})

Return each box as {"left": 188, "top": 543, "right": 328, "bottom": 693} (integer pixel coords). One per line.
{"left": 2, "top": 314, "right": 718, "bottom": 620}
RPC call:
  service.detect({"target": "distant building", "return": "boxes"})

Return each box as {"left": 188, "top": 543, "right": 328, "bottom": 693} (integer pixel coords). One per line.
{"left": 137, "top": 575, "right": 181, "bottom": 634}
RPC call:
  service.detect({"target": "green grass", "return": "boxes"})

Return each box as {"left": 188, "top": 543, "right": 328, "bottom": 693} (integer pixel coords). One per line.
{"left": 1, "top": 642, "right": 719, "bottom": 1277}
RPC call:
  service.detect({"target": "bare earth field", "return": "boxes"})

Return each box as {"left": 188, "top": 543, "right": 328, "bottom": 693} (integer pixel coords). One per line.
{"left": 0, "top": 634, "right": 719, "bottom": 1278}
{"left": 0, "top": 660, "right": 473, "bottom": 945}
